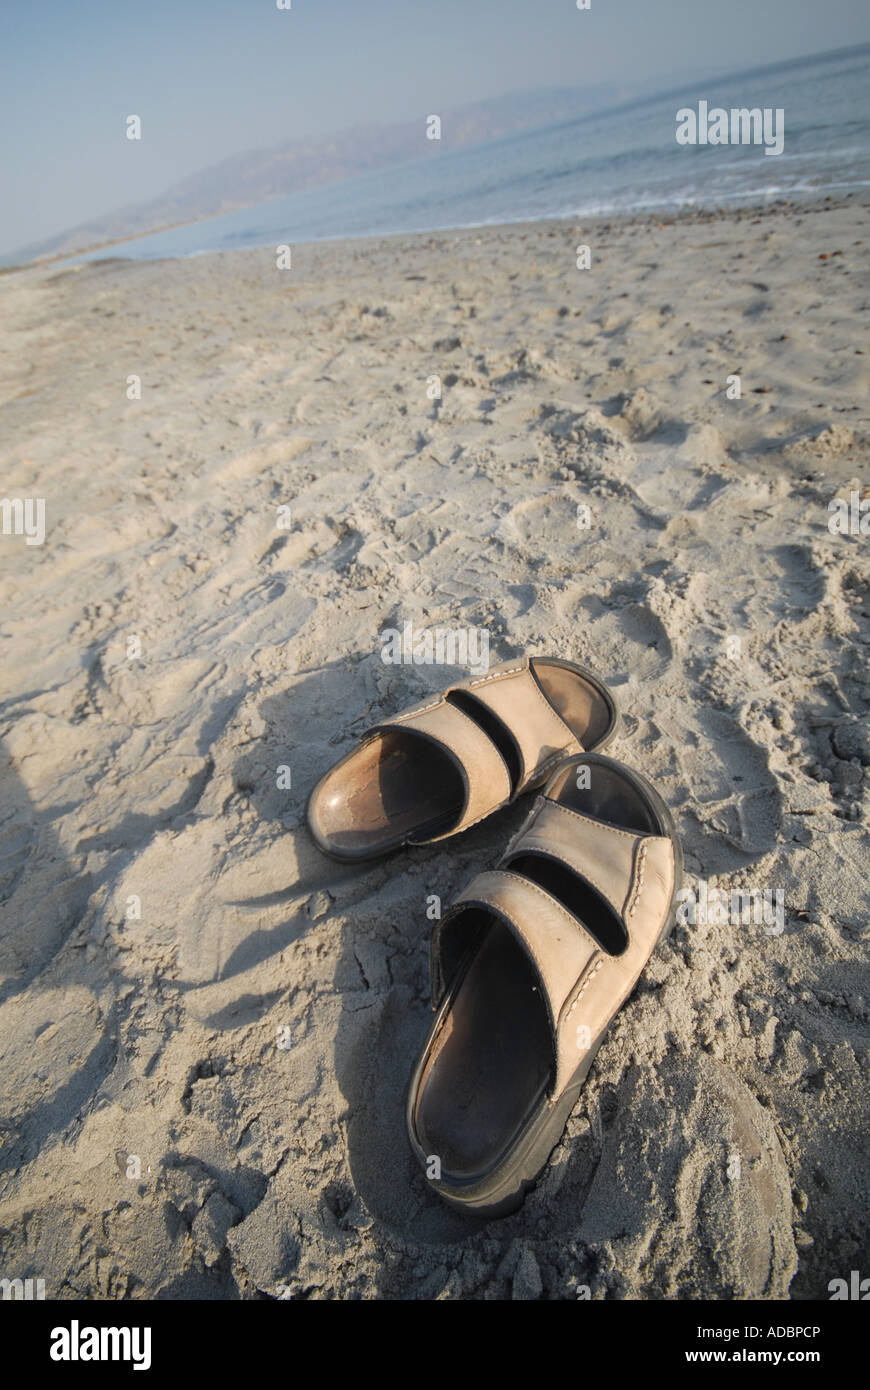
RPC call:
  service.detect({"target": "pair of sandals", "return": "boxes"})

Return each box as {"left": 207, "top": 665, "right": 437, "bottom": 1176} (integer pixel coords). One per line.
{"left": 307, "top": 656, "right": 683, "bottom": 1219}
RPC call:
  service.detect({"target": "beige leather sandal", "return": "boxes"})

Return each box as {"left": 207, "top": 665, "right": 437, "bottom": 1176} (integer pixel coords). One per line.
{"left": 307, "top": 657, "right": 618, "bottom": 861}
{"left": 406, "top": 751, "right": 682, "bottom": 1218}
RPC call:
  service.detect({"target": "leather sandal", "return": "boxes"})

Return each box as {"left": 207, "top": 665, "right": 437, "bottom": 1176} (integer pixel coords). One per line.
{"left": 306, "top": 657, "right": 618, "bottom": 861}
{"left": 406, "top": 751, "right": 683, "bottom": 1217}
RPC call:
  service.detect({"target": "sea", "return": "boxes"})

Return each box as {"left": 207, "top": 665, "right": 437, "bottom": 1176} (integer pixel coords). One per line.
{"left": 53, "top": 43, "right": 870, "bottom": 263}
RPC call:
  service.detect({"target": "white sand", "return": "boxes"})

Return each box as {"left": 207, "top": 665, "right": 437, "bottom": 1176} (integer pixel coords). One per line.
{"left": 0, "top": 193, "right": 868, "bottom": 1298}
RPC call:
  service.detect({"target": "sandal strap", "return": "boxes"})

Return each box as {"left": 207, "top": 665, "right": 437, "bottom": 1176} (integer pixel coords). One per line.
{"left": 434, "top": 867, "right": 609, "bottom": 1094}
{"left": 434, "top": 800, "right": 676, "bottom": 1092}
{"left": 506, "top": 797, "right": 676, "bottom": 1089}
{"left": 369, "top": 657, "right": 586, "bottom": 841}
{"left": 434, "top": 868, "right": 600, "bottom": 1033}
{"left": 370, "top": 697, "right": 512, "bottom": 840}
{"left": 505, "top": 798, "right": 651, "bottom": 921}
{"left": 508, "top": 796, "right": 676, "bottom": 942}
{"left": 455, "top": 661, "right": 583, "bottom": 792}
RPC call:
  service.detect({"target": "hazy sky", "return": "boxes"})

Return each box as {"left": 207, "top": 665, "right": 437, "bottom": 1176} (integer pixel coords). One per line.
{"left": 1, "top": 0, "right": 869, "bottom": 255}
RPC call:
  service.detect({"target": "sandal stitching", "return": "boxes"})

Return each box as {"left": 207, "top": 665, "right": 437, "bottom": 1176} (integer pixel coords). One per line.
{"left": 564, "top": 958, "right": 605, "bottom": 1021}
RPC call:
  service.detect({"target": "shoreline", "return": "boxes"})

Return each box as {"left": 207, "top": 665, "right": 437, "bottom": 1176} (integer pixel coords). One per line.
{"left": 3, "top": 184, "right": 867, "bottom": 277}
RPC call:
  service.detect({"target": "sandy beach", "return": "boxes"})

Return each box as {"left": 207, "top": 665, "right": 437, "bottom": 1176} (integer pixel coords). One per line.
{"left": 1, "top": 192, "right": 868, "bottom": 1299}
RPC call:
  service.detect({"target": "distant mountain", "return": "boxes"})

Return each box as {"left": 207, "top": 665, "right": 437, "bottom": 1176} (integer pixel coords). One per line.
{"left": 9, "top": 80, "right": 654, "bottom": 265}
